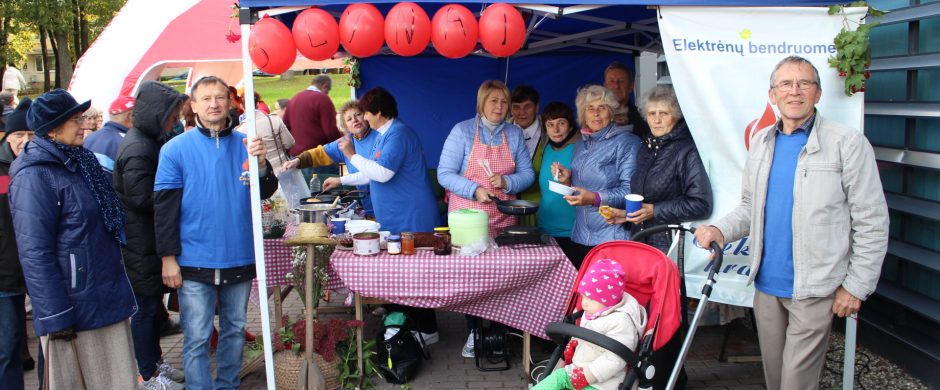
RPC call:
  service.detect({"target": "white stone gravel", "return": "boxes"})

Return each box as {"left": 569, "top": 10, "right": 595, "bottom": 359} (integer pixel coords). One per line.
{"left": 821, "top": 333, "right": 927, "bottom": 390}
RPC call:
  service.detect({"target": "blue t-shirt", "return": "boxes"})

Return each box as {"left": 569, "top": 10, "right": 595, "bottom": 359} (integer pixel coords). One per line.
{"left": 366, "top": 120, "right": 440, "bottom": 234}
{"left": 757, "top": 130, "right": 809, "bottom": 298}
{"left": 323, "top": 131, "right": 378, "bottom": 216}
{"left": 154, "top": 129, "right": 255, "bottom": 268}
{"left": 537, "top": 144, "right": 576, "bottom": 237}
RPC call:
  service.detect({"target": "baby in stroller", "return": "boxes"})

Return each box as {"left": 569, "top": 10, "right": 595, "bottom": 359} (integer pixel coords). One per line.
{"left": 534, "top": 259, "right": 647, "bottom": 390}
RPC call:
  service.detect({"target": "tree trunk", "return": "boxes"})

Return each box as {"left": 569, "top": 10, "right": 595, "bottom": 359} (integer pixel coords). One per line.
{"left": 79, "top": 5, "right": 89, "bottom": 53}
{"left": 72, "top": 0, "right": 80, "bottom": 60}
{"left": 49, "top": 31, "right": 60, "bottom": 88}
{"left": 53, "top": 30, "right": 73, "bottom": 88}
{"left": 0, "top": 15, "right": 9, "bottom": 75}
{"left": 40, "top": 26, "right": 51, "bottom": 91}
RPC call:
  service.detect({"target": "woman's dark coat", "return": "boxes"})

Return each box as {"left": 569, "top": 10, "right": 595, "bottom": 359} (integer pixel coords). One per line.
{"left": 629, "top": 121, "right": 713, "bottom": 253}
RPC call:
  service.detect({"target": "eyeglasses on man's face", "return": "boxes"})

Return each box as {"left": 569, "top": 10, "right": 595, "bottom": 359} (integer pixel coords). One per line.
{"left": 773, "top": 79, "right": 818, "bottom": 91}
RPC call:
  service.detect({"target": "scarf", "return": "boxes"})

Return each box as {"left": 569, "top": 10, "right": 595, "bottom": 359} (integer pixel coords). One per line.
{"left": 49, "top": 137, "right": 126, "bottom": 241}
{"left": 548, "top": 128, "right": 578, "bottom": 149}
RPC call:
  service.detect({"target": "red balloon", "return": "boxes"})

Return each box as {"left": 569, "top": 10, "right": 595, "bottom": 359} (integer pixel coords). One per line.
{"left": 339, "top": 3, "right": 385, "bottom": 58}
{"left": 479, "top": 3, "right": 526, "bottom": 57}
{"left": 384, "top": 3, "right": 431, "bottom": 57}
{"left": 431, "top": 4, "right": 478, "bottom": 59}
{"left": 293, "top": 8, "right": 339, "bottom": 61}
{"left": 249, "top": 16, "right": 296, "bottom": 75}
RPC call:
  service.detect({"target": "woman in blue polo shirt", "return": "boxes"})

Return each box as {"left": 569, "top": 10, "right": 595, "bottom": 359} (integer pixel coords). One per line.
{"left": 325, "top": 87, "right": 441, "bottom": 342}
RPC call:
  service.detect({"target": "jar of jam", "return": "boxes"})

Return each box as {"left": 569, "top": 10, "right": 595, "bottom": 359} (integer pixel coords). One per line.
{"left": 387, "top": 234, "right": 402, "bottom": 255}
{"left": 433, "top": 227, "right": 452, "bottom": 256}
{"left": 401, "top": 232, "right": 416, "bottom": 255}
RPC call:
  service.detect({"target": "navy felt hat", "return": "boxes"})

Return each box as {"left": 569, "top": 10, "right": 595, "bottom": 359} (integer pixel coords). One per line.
{"left": 4, "top": 97, "right": 31, "bottom": 135}
{"left": 26, "top": 89, "right": 90, "bottom": 137}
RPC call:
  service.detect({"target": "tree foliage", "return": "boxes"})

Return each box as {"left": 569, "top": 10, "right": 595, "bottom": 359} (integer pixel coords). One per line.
{"left": 1, "top": 0, "right": 124, "bottom": 91}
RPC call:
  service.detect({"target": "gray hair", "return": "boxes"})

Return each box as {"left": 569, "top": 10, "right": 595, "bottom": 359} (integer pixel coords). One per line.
{"left": 0, "top": 91, "right": 13, "bottom": 106}
{"left": 575, "top": 84, "right": 619, "bottom": 129}
{"left": 639, "top": 85, "right": 683, "bottom": 121}
{"left": 769, "top": 55, "right": 821, "bottom": 90}
{"left": 311, "top": 74, "right": 332, "bottom": 89}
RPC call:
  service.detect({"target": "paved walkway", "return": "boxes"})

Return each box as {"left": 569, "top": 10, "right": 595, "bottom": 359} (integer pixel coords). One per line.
{"left": 23, "top": 289, "right": 766, "bottom": 389}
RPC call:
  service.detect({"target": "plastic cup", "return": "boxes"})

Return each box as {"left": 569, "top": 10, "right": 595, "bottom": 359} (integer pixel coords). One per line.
{"left": 625, "top": 194, "right": 644, "bottom": 214}
{"left": 331, "top": 218, "right": 348, "bottom": 234}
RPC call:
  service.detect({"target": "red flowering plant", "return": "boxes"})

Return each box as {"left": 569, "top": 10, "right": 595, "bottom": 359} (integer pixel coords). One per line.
{"left": 276, "top": 315, "right": 365, "bottom": 362}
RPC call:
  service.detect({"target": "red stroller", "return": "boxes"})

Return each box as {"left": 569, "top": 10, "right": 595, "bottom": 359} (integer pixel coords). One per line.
{"left": 542, "top": 225, "right": 723, "bottom": 390}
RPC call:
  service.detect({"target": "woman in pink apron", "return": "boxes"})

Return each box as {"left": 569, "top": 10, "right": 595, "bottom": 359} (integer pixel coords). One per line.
{"left": 437, "top": 80, "right": 535, "bottom": 358}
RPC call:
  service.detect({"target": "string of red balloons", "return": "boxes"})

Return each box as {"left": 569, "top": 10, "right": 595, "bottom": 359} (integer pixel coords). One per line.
{"left": 249, "top": 2, "right": 527, "bottom": 74}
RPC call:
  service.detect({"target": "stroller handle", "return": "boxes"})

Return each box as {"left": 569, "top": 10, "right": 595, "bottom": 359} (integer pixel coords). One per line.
{"left": 630, "top": 224, "right": 725, "bottom": 298}
{"left": 545, "top": 322, "right": 639, "bottom": 366}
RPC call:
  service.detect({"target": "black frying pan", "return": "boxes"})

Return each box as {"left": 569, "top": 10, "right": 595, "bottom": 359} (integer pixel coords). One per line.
{"left": 489, "top": 195, "right": 538, "bottom": 215}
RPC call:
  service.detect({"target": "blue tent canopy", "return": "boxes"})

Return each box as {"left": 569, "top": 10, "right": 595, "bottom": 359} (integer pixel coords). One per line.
{"left": 238, "top": 1, "right": 838, "bottom": 166}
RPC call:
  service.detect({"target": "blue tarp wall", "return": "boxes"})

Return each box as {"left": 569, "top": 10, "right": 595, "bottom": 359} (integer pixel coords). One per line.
{"left": 358, "top": 52, "right": 634, "bottom": 167}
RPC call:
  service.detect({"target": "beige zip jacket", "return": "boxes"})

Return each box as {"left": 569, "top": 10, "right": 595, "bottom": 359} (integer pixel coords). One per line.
{"left": 712, "top": 114, "right": 888, "bottom": 300}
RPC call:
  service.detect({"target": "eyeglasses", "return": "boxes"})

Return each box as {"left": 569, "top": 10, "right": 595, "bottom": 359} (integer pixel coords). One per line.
{"left": 773, "top": 80, "right": 818, "bottom": 91}
{"left": 67, "top": 116, "right": 83, "bottom": 124}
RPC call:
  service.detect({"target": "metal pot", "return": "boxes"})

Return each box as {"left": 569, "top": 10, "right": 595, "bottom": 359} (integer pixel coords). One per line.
{"left": 292, "top": 204, "right": 340, "bottom": 224}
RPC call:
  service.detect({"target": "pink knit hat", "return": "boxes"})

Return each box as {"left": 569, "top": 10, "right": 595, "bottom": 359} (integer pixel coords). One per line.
{"left": 578, "top": 259, "right": 625, "bottom": 307}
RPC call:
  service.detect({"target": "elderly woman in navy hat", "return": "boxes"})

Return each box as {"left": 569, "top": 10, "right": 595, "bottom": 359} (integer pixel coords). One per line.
{"left": 9, "top": 89, "right": 138, "bottom": 389}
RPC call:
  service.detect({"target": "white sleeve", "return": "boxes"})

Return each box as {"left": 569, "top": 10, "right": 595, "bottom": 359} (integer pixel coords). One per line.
{"left": 340, "top": 172, "right": 370, "bottom": 186}
{"left": 350, "top": 154, "right": 395, "bottom": 183}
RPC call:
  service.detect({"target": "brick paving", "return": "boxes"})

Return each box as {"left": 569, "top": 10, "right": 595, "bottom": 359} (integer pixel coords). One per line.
{"left": 22, "top": 289, "right": 766, "bottom": 389}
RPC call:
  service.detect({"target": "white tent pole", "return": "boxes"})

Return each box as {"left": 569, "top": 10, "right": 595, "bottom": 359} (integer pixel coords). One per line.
{"left": 843, "top": 314, "right": 857, "bottom": 389}
{"left": 239, "top": 10, "right": 277, "bottom": 390}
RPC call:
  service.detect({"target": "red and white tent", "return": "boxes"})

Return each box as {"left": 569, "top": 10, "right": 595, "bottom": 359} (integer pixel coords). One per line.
{"left": 68, "top": 0, "right": 241, "bottom": 110}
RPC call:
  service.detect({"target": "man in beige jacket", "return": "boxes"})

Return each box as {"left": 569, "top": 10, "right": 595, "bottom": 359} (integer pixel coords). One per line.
{"left": 695, "top": 55, "right": 888, "bottom": 390}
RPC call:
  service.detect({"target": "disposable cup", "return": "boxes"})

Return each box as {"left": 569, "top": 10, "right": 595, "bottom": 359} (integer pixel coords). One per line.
{"left": 625, "top": 194, "right": 644, "bottom": 214}
{"left": 331, "top": 218, "right": 348, "bottom": 234}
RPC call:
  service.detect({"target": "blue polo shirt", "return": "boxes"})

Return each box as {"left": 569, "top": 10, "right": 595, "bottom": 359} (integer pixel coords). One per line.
{"left": 154, "top": 129, "right": 255, "bottom": 268}
{"left": 757, "top": 116, "right": 814, "bottom": 298}
{"left": 366, "top": 120, "right": 440, "bottom": 234}
{"left": 323, "top": 130, "right": 378, "bottom": 216}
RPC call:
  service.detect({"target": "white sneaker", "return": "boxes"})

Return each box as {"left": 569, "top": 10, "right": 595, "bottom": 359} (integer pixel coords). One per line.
{"left": 461, "top": 332, "right": 475, "bottom": 358}
{"left": 157, "top": 360, "right": 184, "bottom": 383}
{"left": 412, "top": 331, "right": 439, "bottom": 346}
{"left": 139, "top": 372, "right": 185, "bottom": 390}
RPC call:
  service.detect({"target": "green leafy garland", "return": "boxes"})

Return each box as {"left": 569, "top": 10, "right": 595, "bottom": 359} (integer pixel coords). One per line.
{"left": 827, "top": 2, "right": 887, "bottom": 96}
{"left": 345, "top": 57, "right": 362, "bottom": 89}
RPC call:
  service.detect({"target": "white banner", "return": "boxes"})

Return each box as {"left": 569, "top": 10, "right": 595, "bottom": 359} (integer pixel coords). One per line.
{"left": 659, "top": 6, "right": 866, "bottom": 307}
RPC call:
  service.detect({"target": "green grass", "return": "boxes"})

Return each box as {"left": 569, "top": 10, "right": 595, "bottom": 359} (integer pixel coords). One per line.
{"left": 165, "top": 73, "right": 353, "bottom": 110}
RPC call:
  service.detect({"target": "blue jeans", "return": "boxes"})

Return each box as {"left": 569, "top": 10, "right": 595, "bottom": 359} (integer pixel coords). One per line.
{"left": 179, "top": 279, "right": 251, "bottom": 390}
{"left": 131, "top": 295, "right": 166, "bottom": 380}
{"left": 0, "top": 294, "right": 25, "bottom": 390}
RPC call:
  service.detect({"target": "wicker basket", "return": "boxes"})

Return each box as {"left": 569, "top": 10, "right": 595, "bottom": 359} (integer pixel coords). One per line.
{"left": 273, "top": 350, "right": 341, "bottom": 389}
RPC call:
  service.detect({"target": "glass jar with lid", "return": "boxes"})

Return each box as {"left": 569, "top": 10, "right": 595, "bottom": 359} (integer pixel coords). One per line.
{"left": 433, "top": 227, "right": 452, "bottom": 256}
{"left": 387, "top": 234, "right": 402, "bottom": 255}
{"left": 401, "top": 232, "right": 416, "bottom": 255}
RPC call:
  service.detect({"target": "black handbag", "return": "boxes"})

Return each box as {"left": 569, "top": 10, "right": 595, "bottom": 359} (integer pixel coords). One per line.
{"left": 373, "top": 319, "right": 430, "bottom": 384}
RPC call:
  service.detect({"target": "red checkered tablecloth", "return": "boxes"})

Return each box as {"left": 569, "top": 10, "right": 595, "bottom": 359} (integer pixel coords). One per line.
{"left": 250, "top": 224, "right": 299, "bottom": 305}
{"left": 326, "top": 243, "right": 577, "bottom": 339}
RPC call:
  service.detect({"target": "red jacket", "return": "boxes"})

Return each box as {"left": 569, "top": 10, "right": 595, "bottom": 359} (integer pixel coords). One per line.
{"left": 283, "top": 89, "right": 341, "bottom": 156}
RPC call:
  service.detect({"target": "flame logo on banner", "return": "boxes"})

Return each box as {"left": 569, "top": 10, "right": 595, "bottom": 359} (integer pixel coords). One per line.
{"left": 744, "top": 102, "right": 777, "bottom": 150}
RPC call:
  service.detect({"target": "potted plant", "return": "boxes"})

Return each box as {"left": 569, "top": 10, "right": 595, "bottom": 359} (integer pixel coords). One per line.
{"left": 274, "top": 316, "right": 366, "bottom": 389}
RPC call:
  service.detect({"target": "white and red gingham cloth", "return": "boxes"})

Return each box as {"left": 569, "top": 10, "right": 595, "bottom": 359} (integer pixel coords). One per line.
{"left": 326, "top": 244, "right": 577, "bottom": 339}
{"left": 250, "top": 224, "right": 299, "bottom": 305}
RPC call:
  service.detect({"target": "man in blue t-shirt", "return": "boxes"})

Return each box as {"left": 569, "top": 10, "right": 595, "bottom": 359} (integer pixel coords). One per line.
{"left": 153, "top": 76, "right": 278, "bottom": 390}
{"left": 695, "top": 56, "right": 888, "bottom": 390}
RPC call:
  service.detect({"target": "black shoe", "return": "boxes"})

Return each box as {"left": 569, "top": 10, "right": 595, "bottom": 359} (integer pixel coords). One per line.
{"left": 160, "top": 319, "right": 182, "bottom": 337}
{"left": 23, "top": 357, "right": 35, "bottom": 371}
